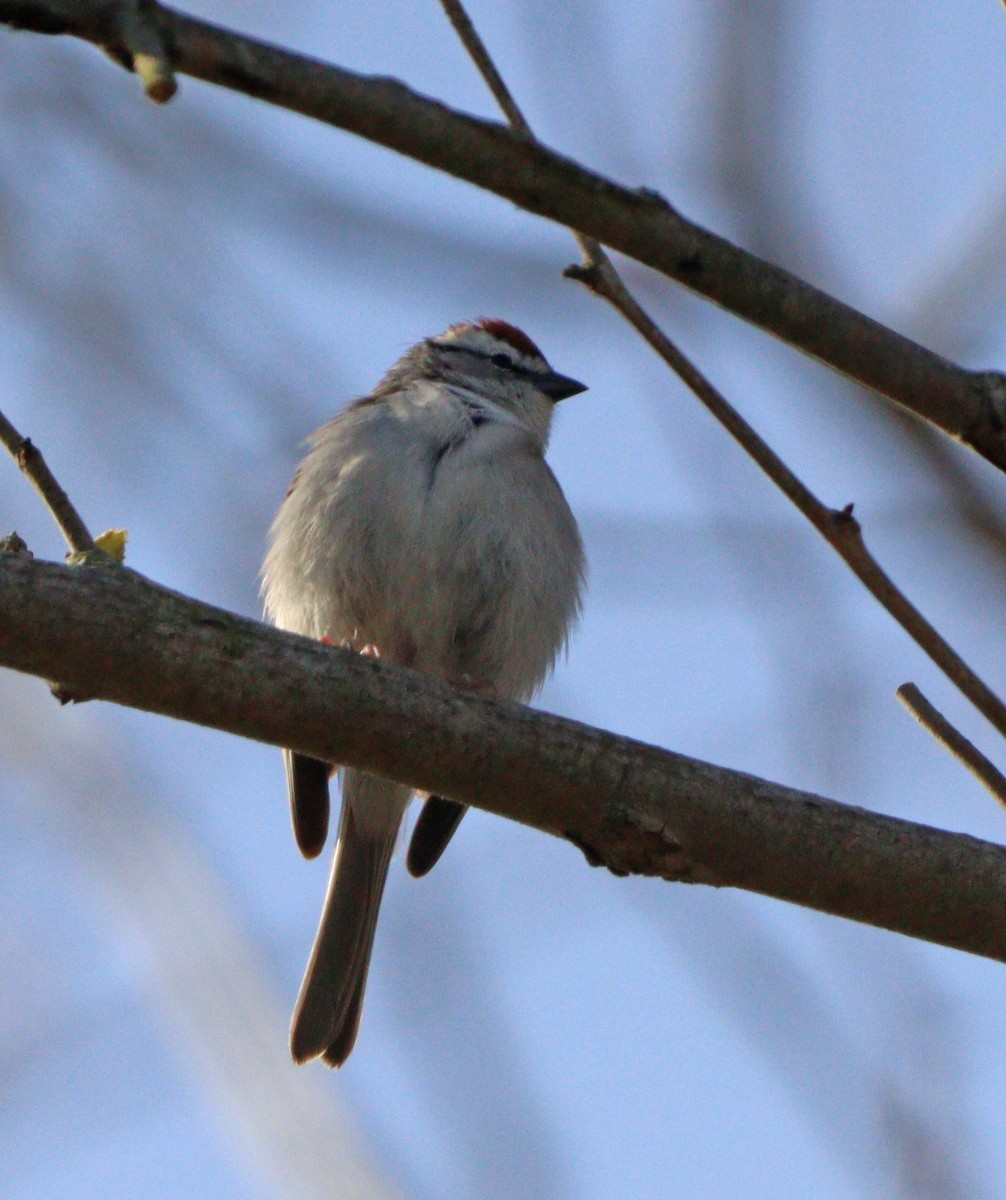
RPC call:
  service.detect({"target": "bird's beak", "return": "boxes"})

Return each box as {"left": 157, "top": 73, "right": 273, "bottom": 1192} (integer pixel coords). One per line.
{"left": 539, "top": 371, "right": 588, "bottom": 402}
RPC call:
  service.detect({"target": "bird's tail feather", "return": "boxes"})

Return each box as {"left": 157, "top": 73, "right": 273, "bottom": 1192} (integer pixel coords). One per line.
{"left": 284, "top": 749, "right": 331, "bottom": 859}
{"left": 290, "top": 770, "right": 410, "bottom": 1066}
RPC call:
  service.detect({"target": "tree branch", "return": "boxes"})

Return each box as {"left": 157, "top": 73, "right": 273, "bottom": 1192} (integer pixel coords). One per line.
{"left": 436, "top": 0, "right": 1006, "bottom": 747}
{"left": 565, "top": 262, "right": 1006, "bottom": 743}
{"left": 897, "top": 682, "right": 1006, "bottom": 810}
{"left": 0, "top": 407, "right": 94, "bottom": 552}
{"left": 3, "top": 0, "right": 1006, "bottom": 468}
{"left": 2, "top": 549, "right": 1006, "bottom": 964}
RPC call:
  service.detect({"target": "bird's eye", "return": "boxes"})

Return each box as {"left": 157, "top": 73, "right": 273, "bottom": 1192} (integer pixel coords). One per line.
{"left": 490, "top": 352, "right": 513, "bottom": 369}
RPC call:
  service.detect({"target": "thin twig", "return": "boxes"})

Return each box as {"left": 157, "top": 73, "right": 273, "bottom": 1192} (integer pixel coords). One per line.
{"left": 437, "top": 1, "right": 613, "bottom": 296}
{"left": 438, "top": 0, "right": 1006, "bottom": 747}
{"left": 897, "top": 683, "right": 1006, "bottom": 810}
{"left": 439, "top": 0, "right": 530, "bottom": 134}
{"left": 567, "top": 259, "right": 1006, "bottom": 742}
{"left": 0, "top": 408, "right": 94, "bottom": 552}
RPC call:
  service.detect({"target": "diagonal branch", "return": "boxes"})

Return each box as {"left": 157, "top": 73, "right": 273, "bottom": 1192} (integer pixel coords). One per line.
{"left": 3, "top": 0, "right": 1006, "bottom": 468}
{"left": 439, "top": 0, "right": 532, "bottom": 134}
{"left": 2, "top": 550, "right": 1006, "bottom": 965}
{"left": 437, "top": 0, "right": 1006, "bottom": 747}
{"left": 898, "top": 682, "right": 1006, "bottom": 810}
{"left": 566, "top": 260, "right": 1006, "bottom": 744}
{"left": 0, "top": 407, "right": 93, "bottom": 552}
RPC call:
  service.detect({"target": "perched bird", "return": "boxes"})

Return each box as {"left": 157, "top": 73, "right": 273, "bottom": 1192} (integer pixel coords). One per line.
{"left": 262, "top": 318, "right": 585, "bottom": 1065}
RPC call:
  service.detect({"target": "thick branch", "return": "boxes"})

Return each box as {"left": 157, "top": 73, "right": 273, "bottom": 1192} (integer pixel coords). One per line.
{"left": 2, "top": 550, "right": 1006, "bottom": 964}
{"left": 3, "top": 0, "right": 1006, "bottom": 467}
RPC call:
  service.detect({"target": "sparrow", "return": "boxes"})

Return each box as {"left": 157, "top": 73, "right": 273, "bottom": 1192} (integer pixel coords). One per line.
{"left": 262, "top": 318, "right": 585, "bottom": 1065}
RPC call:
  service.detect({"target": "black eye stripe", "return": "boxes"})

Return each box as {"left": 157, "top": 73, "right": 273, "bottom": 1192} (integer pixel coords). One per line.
{"left": 435, "top": 341, "right": 544, "bottom": 374}
{"left": 481, "top": 351, "right": 545, "bottom": 381}
{"left": 509, "top": 362, "right": 547, "bottom": 382}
